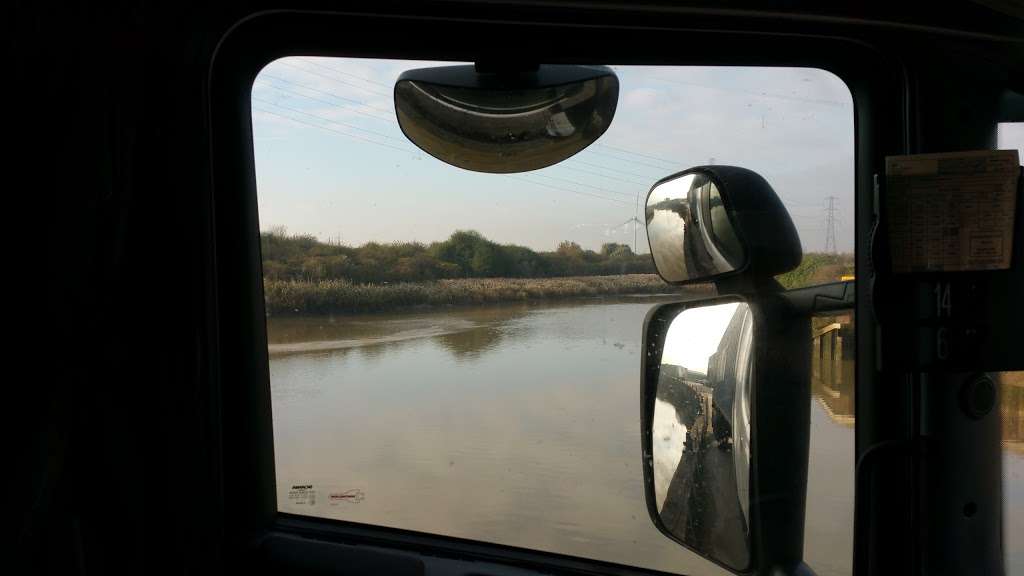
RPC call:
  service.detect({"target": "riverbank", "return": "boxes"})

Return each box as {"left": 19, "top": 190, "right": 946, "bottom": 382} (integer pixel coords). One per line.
{"left": 264, "top": 274, "right": 709, "bottom": 315}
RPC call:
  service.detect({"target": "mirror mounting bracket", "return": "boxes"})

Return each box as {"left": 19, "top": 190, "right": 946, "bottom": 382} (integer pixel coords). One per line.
{"left": 714, "top": 274, "right": 784, "bottom": 296}
{"left": 473, "top": 61, "right": 540, "bottom": 75}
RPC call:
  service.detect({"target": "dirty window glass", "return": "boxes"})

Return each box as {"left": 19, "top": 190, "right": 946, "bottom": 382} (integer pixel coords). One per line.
{"left": 806, "top": 313, "right": 856, "bottom": 575}
{"left": 996, "top": 124, "right": 1023, "bottom": 576}
{"left": 253, "top": 58, "right": 854, "bottom": 574}
{"left": 1000, "top": 371, "right": 1024, "bottom": 575}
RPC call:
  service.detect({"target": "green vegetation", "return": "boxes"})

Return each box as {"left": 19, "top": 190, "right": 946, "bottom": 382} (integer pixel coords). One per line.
{"left": 776, "top": 252, "right": 855, "bottom": 289}
{"left": 260, "top": 228, "right": 653, "bottom": 283}
{"left": 260, "top": 229, "right": 854, "bottom": 314}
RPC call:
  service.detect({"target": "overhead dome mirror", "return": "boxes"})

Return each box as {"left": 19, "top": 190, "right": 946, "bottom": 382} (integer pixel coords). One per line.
{"left": 394, "top": 64, "right": 619, "bottom": 173}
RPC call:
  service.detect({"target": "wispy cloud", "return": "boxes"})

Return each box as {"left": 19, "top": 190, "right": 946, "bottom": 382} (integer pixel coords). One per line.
{"left": 252, "top": 59, "right": 855, "bottom": 252}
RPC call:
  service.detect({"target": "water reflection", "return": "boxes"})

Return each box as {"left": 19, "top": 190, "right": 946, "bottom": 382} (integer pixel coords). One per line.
{"left": 1000, "top": 372, "right": 1024, "bottom": 454}
{"left": 267, "top": 303, "right": 537, "bottom": 362}
{"left": 267, "top": 298, "right": 730, "bottom": 576}
{"left": 808, "top": 314, "right": 1024, "bottom": 450}
{"left": 806, "top": 319, "right": 1024, "bottom": 576}
{"left": 806, "top": 313, "right": 855, "bottom": 576}
{"left": 435, "top": 326, "right": 506, "bottom": 359}
{"left": 265, "top": 301, "right": 1024, "bottom": 576}
{"left": 810, "top": 313, "right": 855, "bottom": 427}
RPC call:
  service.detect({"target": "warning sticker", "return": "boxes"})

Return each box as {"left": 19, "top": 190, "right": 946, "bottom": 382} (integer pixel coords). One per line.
{"left": 287, "top": 484, "right": 317, "bottom": 506}
{"left": 886, "top": 150, "right": 1019, "bottom": 273}
{"left": 328, "top": 489, "right": 365, "bottom": 505}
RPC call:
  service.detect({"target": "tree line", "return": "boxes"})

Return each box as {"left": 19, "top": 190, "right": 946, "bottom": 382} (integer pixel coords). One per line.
{"left": 261, "top": 229, "right": 655, "bottom": 284}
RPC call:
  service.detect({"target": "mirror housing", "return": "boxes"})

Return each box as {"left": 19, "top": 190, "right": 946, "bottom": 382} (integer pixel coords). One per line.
{"left": 645, "top": 166, "right": 802, "bottom": 288}
{"left": 642, "top": 295, "right": 813, "bottom": 575}
{"left": 394, "top": 64, "right": 618, "bottom": 173}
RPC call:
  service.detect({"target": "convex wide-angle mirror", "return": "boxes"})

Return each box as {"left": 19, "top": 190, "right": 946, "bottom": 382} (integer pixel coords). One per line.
{"left": 649, "top": 299, "right": 755, "bottom": 569}
{"left": 645, "top": 166, "right": 802, "bottom": 287}
{"left": 642, "top": 295, "right": 813, "bottom": 575}
{"left": 394, "top": 64, "right": 619, "bottom": 173}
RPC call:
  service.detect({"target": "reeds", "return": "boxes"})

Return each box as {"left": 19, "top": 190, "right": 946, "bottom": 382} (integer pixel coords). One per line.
{"left": 263, "top": 274, "right": 685, "bottom": 315}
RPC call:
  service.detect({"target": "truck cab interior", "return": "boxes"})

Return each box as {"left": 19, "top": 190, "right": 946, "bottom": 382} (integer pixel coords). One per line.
{"left": 20, "top": 1, "right": 1024, "bottom": 575}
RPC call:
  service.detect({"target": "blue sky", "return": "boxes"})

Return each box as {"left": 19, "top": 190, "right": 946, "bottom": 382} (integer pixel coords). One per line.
{"left": 252, "top": 57, "right": 858, "bottom": 253}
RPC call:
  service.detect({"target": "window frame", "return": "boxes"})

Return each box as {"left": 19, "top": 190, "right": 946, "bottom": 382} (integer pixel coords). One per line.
{"left": 208, "top": 7, "right": 904, "bottom": 574}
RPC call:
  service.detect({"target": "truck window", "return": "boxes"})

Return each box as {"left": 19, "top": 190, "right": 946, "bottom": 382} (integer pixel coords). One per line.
{"left": 253, "top": 57, "right": 855, "bottom": 574}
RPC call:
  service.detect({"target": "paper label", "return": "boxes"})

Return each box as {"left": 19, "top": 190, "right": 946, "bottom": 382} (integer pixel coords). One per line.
{"left": 885, "top": 150, "right": 1019, "bottom": 273}
{"left": 287, "top": 484, "right": 317, "bottom": 506}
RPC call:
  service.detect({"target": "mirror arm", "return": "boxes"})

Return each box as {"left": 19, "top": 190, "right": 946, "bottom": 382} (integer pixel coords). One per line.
{"left": 754, "top": 295, "right": 814, "bottom": 576}
{"left": 714, "top": 274, "right": 784, "bottom": 296}
{"left": 474, "top": 61, "right": 540, "bottom": 75}
{"left": 779, "top": 280, "right": 855, "bottom": 316}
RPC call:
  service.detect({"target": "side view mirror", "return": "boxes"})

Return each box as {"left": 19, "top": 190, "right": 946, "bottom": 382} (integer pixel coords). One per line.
{"left": 648, "top": 299, "right": 755, "bottom": 570}
{"left": 642, "top": 165, "right": 825, "bottom": 574}
{"left": 394, "top": 63, "right": 619, "bottom": 173}
{"left": 645, "top": 166, "right": 802, "bottom": 289}
{"left": 642, "top": 295, "right": 812, "bottom": 575}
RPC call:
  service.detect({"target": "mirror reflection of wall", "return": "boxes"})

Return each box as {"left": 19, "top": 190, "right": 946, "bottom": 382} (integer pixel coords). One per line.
{"left": 653, "top": 301, "right": 753, "bottom": 571}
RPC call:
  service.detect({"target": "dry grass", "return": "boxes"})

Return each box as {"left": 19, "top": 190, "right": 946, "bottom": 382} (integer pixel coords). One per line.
{"left": 263, "top": 274, "right": 697, "bottom": 315}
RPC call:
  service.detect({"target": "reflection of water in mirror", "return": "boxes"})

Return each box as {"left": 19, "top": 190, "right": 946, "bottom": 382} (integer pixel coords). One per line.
{"left": 646, "top": 172, "right": 741, "bottom": 283}
{"left": 653, "top": 399, "right": 686, "bottom": 511}
{"left": 267, "top": 300, "right": 1024, "bottom": 576}
{"left": 646, "top": 174, "right": 694, "bottom": 282}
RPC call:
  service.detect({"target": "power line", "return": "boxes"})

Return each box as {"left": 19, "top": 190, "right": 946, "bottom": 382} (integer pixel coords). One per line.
{"left": 652, "top": 76, "right": 848, "bottom": 108}
{"left": 530, "top": 173, "right": 637, "bottom": 198}
{"left": 259, "top": 77, "right": 674, "bottom": 191}
{"left": 782, "top": 198, "right": 824, "bottom": 209}
{"left": 251, "top": 74, "right": 712, "bottom": 206}
{"left": 277, "top": 61, "right": 392, "bottom": 98}
{"left": 557, "top": 164, "right": 650, "bottom": 187}
{"left": 570, "top": 158, "right": 654, "bottom": 180}
{"left": 586, "top": 147, "right": 681, "bottom": 172}
{"left": 255, "top": 74, "right": 693, "bottom": 186}
{"left": 257, "top": 75, "right": 394, "bottom": 116}
{"left": 253, "top": 107, "right": 420, "bottom": 155}
{"left": 252, "top": 96, "right": 402, "bottom": 142}
{"left": 254, "top": 106, "right": 639, "bottom": 206}
{"left": 253, "top": 107, "right": 635, "bottom": 207}
{"left": 503, "top": 175, "right": 634, "bottom": 206}
{"left": 296, "top": 57, "right": 391, "bottom": 87}
{"left": 255, "top": 79, "right": 396, "bottom": 124}
{"left": 594, "top": 143, "right": 681, "bottom": 168}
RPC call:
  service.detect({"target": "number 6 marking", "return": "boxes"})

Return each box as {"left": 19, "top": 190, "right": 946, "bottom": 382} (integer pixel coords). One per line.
{"left": 936, "top": 326, "right": 950, "bottom": 360}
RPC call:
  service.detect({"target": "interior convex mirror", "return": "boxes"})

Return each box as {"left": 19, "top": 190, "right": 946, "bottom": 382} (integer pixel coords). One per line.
{"left": 645, "top": 166, "right": 802, "bottom": 288}
{"left": 394, "top": 64, "right": 619, "bottom": 173}
{"left": 650, "top": 300, "right": 754, "bottom": 570}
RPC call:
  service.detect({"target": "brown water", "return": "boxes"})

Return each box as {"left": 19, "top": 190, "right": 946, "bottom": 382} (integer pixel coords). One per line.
{"left": 267, "top": 297, "right": 1023, "bottom": 575}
